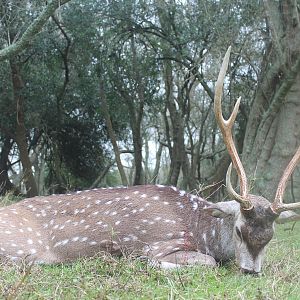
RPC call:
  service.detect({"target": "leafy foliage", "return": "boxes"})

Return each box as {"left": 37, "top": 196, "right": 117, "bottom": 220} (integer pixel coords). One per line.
{"left": 0, "top": 0, "right": 299, "bottom": 199}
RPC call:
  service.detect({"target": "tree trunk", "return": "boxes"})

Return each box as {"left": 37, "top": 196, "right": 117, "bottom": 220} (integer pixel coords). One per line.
{"left": 0, "top": 137, "right": 18, "bottom": 195}
{"left": 90, "top": 160, "right": 115, "bottom": 189}
{"left": 130, "top": 36, "right": 144, "bottom": 186}
{"left": 242, "top": 0, "right": 300, "bottom": 201}
{"left": 152, "top": 142, "right": 163, "bottom": 184}
{"left": 131, "top": 121, "right": 144, "bottom": 185}
{"left": 99, "top": 77, "right": 128, "bottom": 186}
{"left": 10, "top": 62, "right": 38, "bottom": 197}
{"left": 162, "top": 59, "right": 181, "bottom": 186}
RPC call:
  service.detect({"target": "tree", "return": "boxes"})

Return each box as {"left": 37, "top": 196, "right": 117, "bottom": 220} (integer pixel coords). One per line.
{"left": 98, "top": 68, "right": 128, "bottom": 186}
{"left": 0, "top": 0, "right": 298, "bottom": 201}
{"left": 0, "top": 0, "right": 72, "bottom": 61}
{"left": 242, "top": 0, "right": 300, "bottom": 201}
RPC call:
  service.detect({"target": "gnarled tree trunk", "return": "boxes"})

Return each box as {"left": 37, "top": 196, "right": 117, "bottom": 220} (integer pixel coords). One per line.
{"left": 242, "top": 0, "right": 300, "bottom": 201}
{"left": 10, "top": 62, "right": 38, "bottom": 197}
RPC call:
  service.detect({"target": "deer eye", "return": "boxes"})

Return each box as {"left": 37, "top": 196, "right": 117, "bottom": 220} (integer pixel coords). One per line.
{"left": 235, "top": 227, "right": 242, "bottom": 240}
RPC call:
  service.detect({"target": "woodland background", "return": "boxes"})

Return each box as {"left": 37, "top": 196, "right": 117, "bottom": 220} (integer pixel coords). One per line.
{"left": 0, "top": 0, "right": 299, "bottom": 203}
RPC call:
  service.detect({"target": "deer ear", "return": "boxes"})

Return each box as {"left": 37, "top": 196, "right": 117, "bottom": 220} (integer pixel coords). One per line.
{"left": 204, "top": 201, "right": 240, "bottom": 219}
{"left": 275, "top": 211, "right": 300, "bottom": 224}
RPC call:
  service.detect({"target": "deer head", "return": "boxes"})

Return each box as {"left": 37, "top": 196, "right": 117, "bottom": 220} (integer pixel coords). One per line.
{"left": 212, "top": 46, "right": 300, "bottom": 274}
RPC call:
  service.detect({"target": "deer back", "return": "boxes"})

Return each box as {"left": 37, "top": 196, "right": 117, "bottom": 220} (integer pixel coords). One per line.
{"left": 0, "top": 185, "right": 210, "bottom": 263}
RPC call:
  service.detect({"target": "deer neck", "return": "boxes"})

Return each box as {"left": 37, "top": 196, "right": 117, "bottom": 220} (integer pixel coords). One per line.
{"left": 189, "top": 204, "right": 235, "bottom": 262}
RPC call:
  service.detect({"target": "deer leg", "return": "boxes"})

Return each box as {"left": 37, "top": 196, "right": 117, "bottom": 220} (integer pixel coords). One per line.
{"left": 146, "top": 251, "right": 216, "bottom": 269}
{"left": 142, "top": 240, "right": 216, "bottom": 269}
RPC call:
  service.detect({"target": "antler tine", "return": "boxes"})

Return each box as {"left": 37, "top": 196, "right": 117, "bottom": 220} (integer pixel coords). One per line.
{"left": 226, "top": 163, "right": 250, "bottom": 204}
{"left": 271, "top": 146, "right": 300, "bottom": 213}
{"left": 215, "top": 47, "right": 252, "bottom": 210}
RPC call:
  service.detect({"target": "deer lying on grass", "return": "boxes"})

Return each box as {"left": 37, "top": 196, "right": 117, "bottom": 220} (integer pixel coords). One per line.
{"left": 0, "top": 48, "right": 299, "bottom": 274}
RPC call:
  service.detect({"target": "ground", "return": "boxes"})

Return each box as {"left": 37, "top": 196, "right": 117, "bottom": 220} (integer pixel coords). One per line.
{"left": 0, "top": 222, "right": 299, "bottom": 299}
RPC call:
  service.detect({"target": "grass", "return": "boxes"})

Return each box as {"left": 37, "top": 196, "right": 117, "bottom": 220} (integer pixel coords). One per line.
{"left": 0, "top": 222, "right": 299, "bottom": 300}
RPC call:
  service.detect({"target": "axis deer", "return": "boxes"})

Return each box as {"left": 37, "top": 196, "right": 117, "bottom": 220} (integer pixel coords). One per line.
{"left": 0, "top": 48, "right": 299, "bottom": 274}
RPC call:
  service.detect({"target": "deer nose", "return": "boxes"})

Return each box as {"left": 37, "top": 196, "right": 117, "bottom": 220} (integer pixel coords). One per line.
{"left": 240, "top": 268, "right": 260, "bottom": 276}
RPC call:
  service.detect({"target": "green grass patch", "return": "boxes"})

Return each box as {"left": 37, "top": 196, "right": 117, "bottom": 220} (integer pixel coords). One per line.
{"left": 0, "top": 222, "right": 299, "bottom": 299}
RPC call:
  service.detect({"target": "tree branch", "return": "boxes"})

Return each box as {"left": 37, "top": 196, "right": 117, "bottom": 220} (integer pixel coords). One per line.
{"left": 0, "top": 0, "right": 72, "bottom": 62}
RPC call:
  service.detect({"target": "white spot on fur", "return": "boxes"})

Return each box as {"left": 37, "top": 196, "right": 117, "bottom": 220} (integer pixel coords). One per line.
{"left": 203, "top": 233, "right": 207, "bottom": 243}
{"left": 193, "top": 202, "right": 198, "bottom": 210}
{"left": 190, "top": 195, "right": 198, "bottom": 201}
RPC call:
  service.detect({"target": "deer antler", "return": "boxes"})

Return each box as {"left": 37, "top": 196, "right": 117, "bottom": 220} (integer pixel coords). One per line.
{"left": 271, "top": 146, "right": 300, "bottom": 213}
{"left": 214, "top": 47, "right": 252, "bottom": 210}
